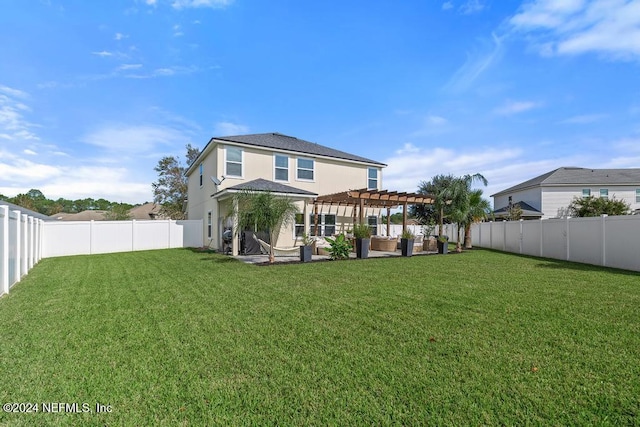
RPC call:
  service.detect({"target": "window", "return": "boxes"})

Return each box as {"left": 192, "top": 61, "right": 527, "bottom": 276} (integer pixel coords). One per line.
{"left": 274, "top": 154, "right": 289, "bottom": 181}
{"left": 368, "top": 168, "right": 378, "bottom": 190}
{"left": 600, "top": 189, "right": 609, "bottom": 200}
{"left": 297, "top": 158, "right": 314, "bottom": 181}
{"left": 207, "top": 211, "right": 212, "bottom": 239}
{"left": 294, "top": 213, "right": 305, "bottom": 237}
{"left": 309, "top": 214, "right": 335, "bottom": 236}
{"left": 636, "top": 189, "right": 640, "bottom": 203}
{"left": 225, "top": 146, "right": 243, "bottom": 177}
{"left": 368, "top": 215, "right": 378, "bottom": 236}
{"left": 582, "top": 189, "right": 591, "bottom": 198}
{"left": 199, "top": 163, "right": 203, "bottom": 187}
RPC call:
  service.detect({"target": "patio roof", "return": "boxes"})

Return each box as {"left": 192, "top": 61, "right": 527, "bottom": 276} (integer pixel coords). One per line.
{"left": 313, "top": 188, "right": 434, "bottom": 209}
{"left": 313, "top": 188, "right": 435, "bottom": 235}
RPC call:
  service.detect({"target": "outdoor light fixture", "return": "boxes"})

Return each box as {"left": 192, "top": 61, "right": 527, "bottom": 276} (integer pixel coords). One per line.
{"left": 210, "top": 176, "right": 226, "bottom": 186}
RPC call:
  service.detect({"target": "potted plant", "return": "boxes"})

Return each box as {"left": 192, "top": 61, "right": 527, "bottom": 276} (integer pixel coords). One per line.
{"left": 299, "top": 232, "right": 314, "bottom": 262}
{"left": 437, "top": 235, "right": 449, "bottom": 254}
{"left": 352, "top": 223, "right": 371, "bottom": 259}
{"left": 325, "top": 234, "right": 352, "bottom": 260}
{"left": 400, "top": 229, "right": 415, "bottom": 257}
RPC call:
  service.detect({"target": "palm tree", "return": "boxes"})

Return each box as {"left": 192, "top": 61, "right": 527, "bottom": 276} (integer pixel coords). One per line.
{"left": 462, "top": 188, "right": 491, "bottom": 249}
{"left": 233, "top": 190, "right": 299, "bottom": 263}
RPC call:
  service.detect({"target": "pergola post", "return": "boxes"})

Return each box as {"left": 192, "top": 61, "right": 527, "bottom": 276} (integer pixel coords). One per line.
{"left": 358, "top": 198, "right": 364, "bottom": 225}
{"left": 313, "top": 203, "right": 319, "bottom": 237}
{"left": 386, "top": 207, "right": 391, "bottom": 237}
{"left": 402, "top": 201, "right": 408, "bottom": 234}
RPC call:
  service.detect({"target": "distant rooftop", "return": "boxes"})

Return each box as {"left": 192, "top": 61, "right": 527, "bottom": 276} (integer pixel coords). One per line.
{"left": 492, "top": 167, "right": 640, "bottom": 197}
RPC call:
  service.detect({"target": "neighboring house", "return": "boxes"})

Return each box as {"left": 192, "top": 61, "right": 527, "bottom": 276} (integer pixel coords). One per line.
{"left": 185, "top": 132, "right": 387, "bottom": 254}
{"left": 50, "top": 210, "right": 108, "bottom": 221}
{"left": 1, "top": 200, "right": 57, "bottom": 222}
{"left": 492, "top": 167, "right": 640, "bottom": 219}
{"left": 129, "top": 203, "right": 164, "bottom": 220}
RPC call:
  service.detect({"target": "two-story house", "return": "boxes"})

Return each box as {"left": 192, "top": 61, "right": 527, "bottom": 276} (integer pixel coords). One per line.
{"left": 492, "top": 167, "right": 640, "bottom": 219}
{"left": 185, "top": 133, "right": 386, "bottom": 254}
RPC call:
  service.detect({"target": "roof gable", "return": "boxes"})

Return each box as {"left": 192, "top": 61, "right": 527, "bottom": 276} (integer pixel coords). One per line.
{"left": 492, "top": 167, "right": 640, "bottom": 197}
{"left": 219, "top": 178, "right": 318, "bottom": 197}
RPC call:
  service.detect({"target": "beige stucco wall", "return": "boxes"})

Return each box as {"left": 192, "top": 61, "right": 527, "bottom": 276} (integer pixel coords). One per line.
{"left": 187, "top": 140, "right": 384, "bottom": 252}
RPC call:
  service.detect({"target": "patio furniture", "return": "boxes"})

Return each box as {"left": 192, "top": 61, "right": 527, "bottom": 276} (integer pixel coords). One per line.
{"left": 256, "top": 238, "right": 300, "bottom": 257}
{"left": 371, "top": 236, "right": 397, "bottom": 251}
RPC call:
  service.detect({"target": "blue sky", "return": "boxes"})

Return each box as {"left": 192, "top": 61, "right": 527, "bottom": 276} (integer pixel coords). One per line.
{"left": 1, "top": 0, "right": 639, "bottom": 206}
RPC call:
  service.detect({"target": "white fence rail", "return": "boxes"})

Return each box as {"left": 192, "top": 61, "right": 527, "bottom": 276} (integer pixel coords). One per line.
{"left": 42, "top": 219, "right": 203, "bottom": 258}
{"left": 471, "top": 215, "right": 640, "bottom": 272}
{"left": 1, "top": 206, "right": 44, "bottom": 296}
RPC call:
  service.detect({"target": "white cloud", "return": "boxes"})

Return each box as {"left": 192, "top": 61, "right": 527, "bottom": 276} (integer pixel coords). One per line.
{"left": 493, "top": 100, "right": 541, "bottom": 115}
{"left": 91, "top": 51, "right": 114, "bottom": 57}
{"left": 171, "top": 0, "right": 234, "bottom": 9}
{"left": 146, "top": 0, "right": 158, "bottom": 5}
{"left": 117, "top": 63, "right": 143, "bottom": 71}
{"left": 123, "top": 65, "right": 198, "bottom": 79}
{"left": 213, "top": 121, "right": 249, "bottom": 136}
{"left": 559, "top": 113, "right": 607, "bottom": 124}
{"left": 445, "top": 32, "right": 503, "bottom": 92}
{"left": 82, "top": 124, "right": 191, "bottom": 154}
{"left": 114, "top": 32, "right": 128, "bottom": 40}
{"left": 23, "top": 149, "right": 37, "bottom": 155}
{"left": 509, "top": 0, "right": 640, "bottom": 60}
{"left": 460, "top": 0, "right": 485, "bottom": 15}
{"left": 427, "top": 115, "right": 448, "bottom": 125}
{"left": 0, "top": 87, "right": 40, "bottom": 141}
{"left": 442, "top": 2, "right": 454, "bottom": 11}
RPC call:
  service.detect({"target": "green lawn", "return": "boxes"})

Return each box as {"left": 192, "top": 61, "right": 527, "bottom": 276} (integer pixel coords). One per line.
{"left": 1, "top": 248, "right": 639, "bottom": 426}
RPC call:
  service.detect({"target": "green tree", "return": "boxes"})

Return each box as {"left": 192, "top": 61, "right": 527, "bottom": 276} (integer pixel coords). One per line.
{"left": 463, "top": 188, "right": 491, "bottom": 248}
{"left": 414, "top": 174, "right": 457, "bottom": 237}
{"left": 152, "top": 144, "right": 201, "bottom": 220}
{"left": 105, "top": 203, "right": 132, "bottom": 220}
{"left": 233, "top": 190, "right": 299, "bottom": 263}
{"left": 568, "top": 195, "right": 630, "bottom": 217}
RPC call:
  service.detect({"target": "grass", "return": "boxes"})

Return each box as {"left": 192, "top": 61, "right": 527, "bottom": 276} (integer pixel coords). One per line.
{"left": 0, "top": 248, "right": 639, "bottom": 426}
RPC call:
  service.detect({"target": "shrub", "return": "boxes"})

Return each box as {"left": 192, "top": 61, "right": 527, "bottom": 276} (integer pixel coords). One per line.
{"left": 325, "top": 234, "right": 352, "bottom": 260}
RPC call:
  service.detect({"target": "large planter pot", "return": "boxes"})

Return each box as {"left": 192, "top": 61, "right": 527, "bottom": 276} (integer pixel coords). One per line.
{"left": 401, "top": 238, "right": 414, "bottom": 257}
{"left": 437, "top": 239, "right": 448, "bottom": 254}
{"left": 355, "top": 238, "right": 370, "bottom": 259}
{"left": 300, "top": 245, "right": 313, "bottom": 262}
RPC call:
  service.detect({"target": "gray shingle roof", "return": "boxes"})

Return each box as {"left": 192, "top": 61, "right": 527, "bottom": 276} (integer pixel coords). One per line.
{"left": 492, "top": 167, "right": 640, "bottom": 197}
{"left": 224, "top": 178, "right": 318, "bottom": 196}
{"left": 215, "top": 133, "right": 386, "bottom": 166}
{"left": 1, "top": 201, "right": 57, "bottom": 221}
{"left": 493, "top": 201, "right": 543, "bottom": 217}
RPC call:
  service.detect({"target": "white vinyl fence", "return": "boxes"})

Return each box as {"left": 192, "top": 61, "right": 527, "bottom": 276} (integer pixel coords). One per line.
{"left": 471, "top": 215, "right": 640, "bottom": 272}
{"left": 0, "top": 205, "right": 44, "bottom": 296}
{"left": 42, "top": 219, "right": 203, "bottom": 258}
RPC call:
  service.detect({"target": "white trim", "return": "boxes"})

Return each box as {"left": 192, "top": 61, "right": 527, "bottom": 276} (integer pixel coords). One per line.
{"left": 296, "top": 157, "right": 315, "bottom": 182}
{"left": 224, "top": 145, "right": 244, "bottom": 179}
{"left": 273, "top": 153, "right": 290, "bottom": 183}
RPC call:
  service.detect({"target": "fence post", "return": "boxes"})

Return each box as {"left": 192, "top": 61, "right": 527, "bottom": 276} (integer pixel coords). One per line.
{"left": 132, "top": 220, "right": 136, "bottom": 251}
{"left": 12, "top": 211, "right": 20, "bottom": 284}
{"left": 21, "top": 214, "right": 28, "bottom": 277}
{"left": 601, "top": 214, "right": 607, "bottom": 267}
{"left": 539, "top": 218, "right": 544, "bottom": 258}
{"left": 1, "top": 206, "right": 9, "bottom": 296}
{"left": 28, "top": 216, "right": 35, "bottom": 269}
{"left": 519, "top": 219, "right": 523, "bottom": 254}
{"left": 566, "top": 217, "right": 570, "bottom": 261}
{"left": 90, "top": 220, "right": 94, "bottom": 255}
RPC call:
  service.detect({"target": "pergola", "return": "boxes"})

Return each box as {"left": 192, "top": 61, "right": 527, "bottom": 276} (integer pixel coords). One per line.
{"left": 312, "top": 188, "right": 435, "bottom": 236}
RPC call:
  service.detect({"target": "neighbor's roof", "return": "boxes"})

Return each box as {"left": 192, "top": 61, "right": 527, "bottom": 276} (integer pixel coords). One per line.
{"left": 0, "top": 201, "right": 56, "bottom": 221}
{"left": 51, "top": 210, "right": 108, "bottom": 221}
{"left": 128, "top": 202, "right": 163, "bottom": 220}
{"left": 189, "top": 133, "right": 385, "bottom": 175}
{"left": 492, "top": 167, "right": 640, "bottom": 197}
{"left": 493, "top": 201, "right": 543, "bottom": 218}
{"left": 213, "top": 178, "right": 318, "bottom": 198}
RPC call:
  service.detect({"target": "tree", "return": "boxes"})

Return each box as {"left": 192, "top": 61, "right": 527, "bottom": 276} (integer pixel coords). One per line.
{"left": 414, "top": 174, "right": 458, "bottom": 237}
{"left": 233, "top": 190, "right": 299, "bottom": 263}
{"left": 462, "top": 188, "right": 491, "bottom": 248}
{"left": 152, "top": 144, "right": 200, "bottom": 220}
{"left": 506, "top": 202, "right": 523, "bottom": 221}
{"left": 105, "top": 203, "right": 132, "bottom": 220}
{"left": 446, "top": 174, "right": 488, "bottom": 250}
{"left": 568, "top": 195, "right": 630, "bottom": 217}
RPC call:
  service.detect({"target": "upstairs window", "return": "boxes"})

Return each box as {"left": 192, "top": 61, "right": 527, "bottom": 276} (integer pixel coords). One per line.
{"left": 297, "top": 158, "right": 314, "bottom": 181}
{"left": 274, "top": 154, "right": 289, "bottom": 181}
{"left": 582, "top": 189, "right": 591, "bottom": 198}
{"left": 368, "top": 168, "right": 378, "bottom": 190}
{"left": 199, "top": 163, "right": 203, "bottom": 187}
{"left": 225, "top": 146, "right": 243, "bottom": 178}
{"left": 600, "top": 189, "right": 609, "bottom": 200}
